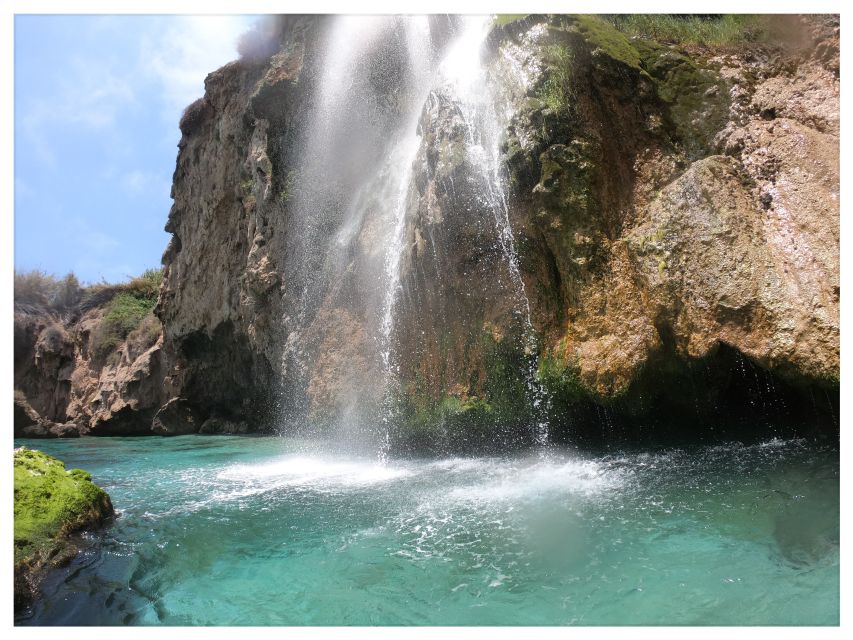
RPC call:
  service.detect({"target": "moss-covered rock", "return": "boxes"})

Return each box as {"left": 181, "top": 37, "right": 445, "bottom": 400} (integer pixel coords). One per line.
{"left": 14, "top": 448, "right": 113, "bottom": 610}
{"left": 537, "top": 346, "right": 587, "bottom": 404}
{"left": 562, "top": 15, "right": 642, "bottom": 70}
{"left": 634, "top": 39, "right": 730, "bottom": 159}
{"left": 391, "top": 325, "right": 540, "bottom": 454}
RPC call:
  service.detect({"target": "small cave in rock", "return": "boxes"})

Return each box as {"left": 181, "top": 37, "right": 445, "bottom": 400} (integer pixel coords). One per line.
{"left": 177, "top": 321, "right": 278, "bottom": 430}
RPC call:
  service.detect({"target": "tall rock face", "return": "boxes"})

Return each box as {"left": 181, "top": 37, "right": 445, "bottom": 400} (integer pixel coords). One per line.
{"left": 491, "top": 15, "right": 840, "bottom": 442}
{"left": 16, "top": 15, "right": 838, "bottom": 446}
{"left": 156, "top": 17, "right": 319, "bottom": 430}
{"left": 155, "top": 14, "right": 838, "bottom": 446}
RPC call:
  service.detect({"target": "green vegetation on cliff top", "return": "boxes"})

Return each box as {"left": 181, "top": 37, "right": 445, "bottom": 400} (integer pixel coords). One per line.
{"left": 498, "top": 14, "right": 766, "bottom": 49}
{"left": 14, "top": 448, "right": 112, "bottom": 564}
{"left": 493, "top": 14, "right": 528, "bottom": 27}
{"left": 14, "top": 267, "right": 165, "bottom": 357}
{"left": 91, "top": 270, "right": 162, "bottom": 357}
{"left": 603, "top": 14, "right": 767, "bottom": 46}
{"left": 566, "top": 15, "right": 643, "bottom": 69}
{"left": 14, "top": 266, "right": 163, "bottom": 314}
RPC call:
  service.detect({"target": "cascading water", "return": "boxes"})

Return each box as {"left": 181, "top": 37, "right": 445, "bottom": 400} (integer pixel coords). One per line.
{"left": 14, "top": 15, "right": 840, "bottom": 628}
{"left": 281, "top": 16, "right": 433, "bottom": 443}
{"left": 432, "top": 16, "right": 550, "bottom": 445}
{"left": 283, "top": 15, "right": 550, "bottom": 451}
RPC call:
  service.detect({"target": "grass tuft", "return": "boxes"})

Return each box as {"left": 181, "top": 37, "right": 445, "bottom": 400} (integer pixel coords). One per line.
{"left": 537, "top": 44, "right": 576, "bottom": 115}
{"left": 493, "top": 14, "right": 528, "bottom": 27}
{"left": 601, "top": 14, "right": 767, "bottom": 46}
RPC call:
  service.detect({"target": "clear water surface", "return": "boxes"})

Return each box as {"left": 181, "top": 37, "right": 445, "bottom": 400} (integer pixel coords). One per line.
{"left": 14, "top": 435, "right": 839, "bottom": 625}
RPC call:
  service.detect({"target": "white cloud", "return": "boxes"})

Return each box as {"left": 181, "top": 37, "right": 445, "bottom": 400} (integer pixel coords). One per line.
{"left": 139, "top": 16, "right": 254, "bottom": 119}
{"left": 19, "top": 57, "right": 137, "bottom": 166}
{"left": 18, "top": 16, "right": 253, "bottom": 165}
{"left": 24, "top": 57, "right": 136, "bottom": 130}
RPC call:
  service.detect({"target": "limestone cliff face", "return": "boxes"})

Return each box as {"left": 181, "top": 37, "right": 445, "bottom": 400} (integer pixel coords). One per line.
{"left": 156, "top": 16, "right": 318, "bottom": 431}
{"left": 491, "top": 15, "right": 839, "bottom": 441}
{"left": 15, "top": 15, "right": 839, "bottom": 445}
{"left": 372, "top": 15, "right": 839, "bottom": 447}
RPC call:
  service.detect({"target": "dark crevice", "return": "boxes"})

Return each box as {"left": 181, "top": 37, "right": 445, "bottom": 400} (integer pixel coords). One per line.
{"left": 546, "top": 343, "right": 839, "bottom": 451}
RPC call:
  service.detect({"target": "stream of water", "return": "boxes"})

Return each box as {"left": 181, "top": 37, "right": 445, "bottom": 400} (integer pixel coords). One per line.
{"left": 15, "top": 435, "right": 839, "bottom": 625}
{"left": 437, "top": 16, "right": 550, "bottom": 443}
{"left": 280, "top": 16, "right": 550, "bottom": 446}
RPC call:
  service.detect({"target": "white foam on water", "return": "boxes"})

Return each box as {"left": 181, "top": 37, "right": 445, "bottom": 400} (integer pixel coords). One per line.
{"left": 443, "top": 457, "right": 625, "bottom": 504}
{"left": 139, "top": 455, "right": 416, "bottom": 518}
{"left": 219, "top": 455, "right": 413, "bottom": 488}
{"left": 423, "top": 457, "right": 505, "bottom": 474}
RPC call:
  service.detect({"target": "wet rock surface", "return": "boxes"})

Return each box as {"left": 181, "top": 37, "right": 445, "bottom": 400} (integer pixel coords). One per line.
{"left": 493, "top": 15, "right": 839, "bottom": 440}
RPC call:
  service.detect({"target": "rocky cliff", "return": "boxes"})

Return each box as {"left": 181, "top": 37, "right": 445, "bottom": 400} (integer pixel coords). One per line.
{"left": 493, "top": 15, "right": 840, "bottom": 445}
{"left": 14, "top": 279, "right": 167, "bottom": 437}
{"left": 14, "top": 15, "right": 840, "bottom": 449}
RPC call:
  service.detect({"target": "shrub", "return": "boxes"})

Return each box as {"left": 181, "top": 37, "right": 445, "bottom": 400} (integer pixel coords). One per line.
{"left": 79, "top": 283, "right": 125, "bottom": 312}
{"left": 92, "top": 291, "right": 158, "bottom": 358}
{"left": 103, "top": 293, "right": 156, "bottom": 334}
{"left": 126, "top": 312, "right": 162, "bottom": 358}
{"left": 52, "top": 273, "right": 82, "bottom": 309}
{"left": 537, "top": 44, "right": 575, "bottom": 116}
{"left": 15, "top": 270, "right": 83, "bottom": 312}
{"left": 179, "top": 97, "right": 211, "bottom": 135}
{"left": 92, "top": 269, "right": 163, "bottom": 357}
{"left": 14, "top": 270, "right": 58, "bottom": 309}
{"left": 126, "top": 268, "right": 163, "bottom": 299}
{"left": 16, "top": 267, "right": 164, "bottom": 360}
{"left": 79, "top": 268, "right": 162, "bottom": 313}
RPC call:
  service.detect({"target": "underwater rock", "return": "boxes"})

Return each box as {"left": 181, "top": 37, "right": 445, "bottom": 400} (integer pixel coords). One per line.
{"left": 152, "top": 397, "right": 202, "bottom": 435}
{"left": 199, "top": 415, "right": 250, "bottom": 434}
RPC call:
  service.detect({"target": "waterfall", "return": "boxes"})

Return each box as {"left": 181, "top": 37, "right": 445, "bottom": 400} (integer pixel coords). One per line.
{"left": 283, "top": 15, "right": 549, "bottom": 449}
{"left": 282, "top": 16, "right": 432, "bottom": 441}
{"left": 432, "top": 17, "right": 550, "bottom": 445}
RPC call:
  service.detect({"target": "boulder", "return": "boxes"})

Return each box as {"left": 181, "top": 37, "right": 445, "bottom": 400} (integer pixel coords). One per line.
{"left": 14, "top": 448, "right": 113, "bottom": 610}
{"left": 151, "top": 398, "right": 202, "bottom": 436}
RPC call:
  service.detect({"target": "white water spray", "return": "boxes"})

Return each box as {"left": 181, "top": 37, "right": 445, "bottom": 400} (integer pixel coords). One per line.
{"left": 286, "top": 16, "right": 550, "bottom": 450}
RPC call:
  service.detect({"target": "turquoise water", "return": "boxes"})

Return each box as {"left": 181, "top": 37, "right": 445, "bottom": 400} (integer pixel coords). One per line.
{"left": 15, "top": 435, "right": 839, "bottom": 625}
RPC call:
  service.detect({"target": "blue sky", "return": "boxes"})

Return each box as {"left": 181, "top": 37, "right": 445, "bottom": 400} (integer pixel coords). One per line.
{"left": 14, "top": 15, "right": 255, "bottom": 284}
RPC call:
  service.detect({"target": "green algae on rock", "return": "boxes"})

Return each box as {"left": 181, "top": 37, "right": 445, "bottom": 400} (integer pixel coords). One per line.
{"left": 14, "top": 447, "right": 114, "bottom": 609}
